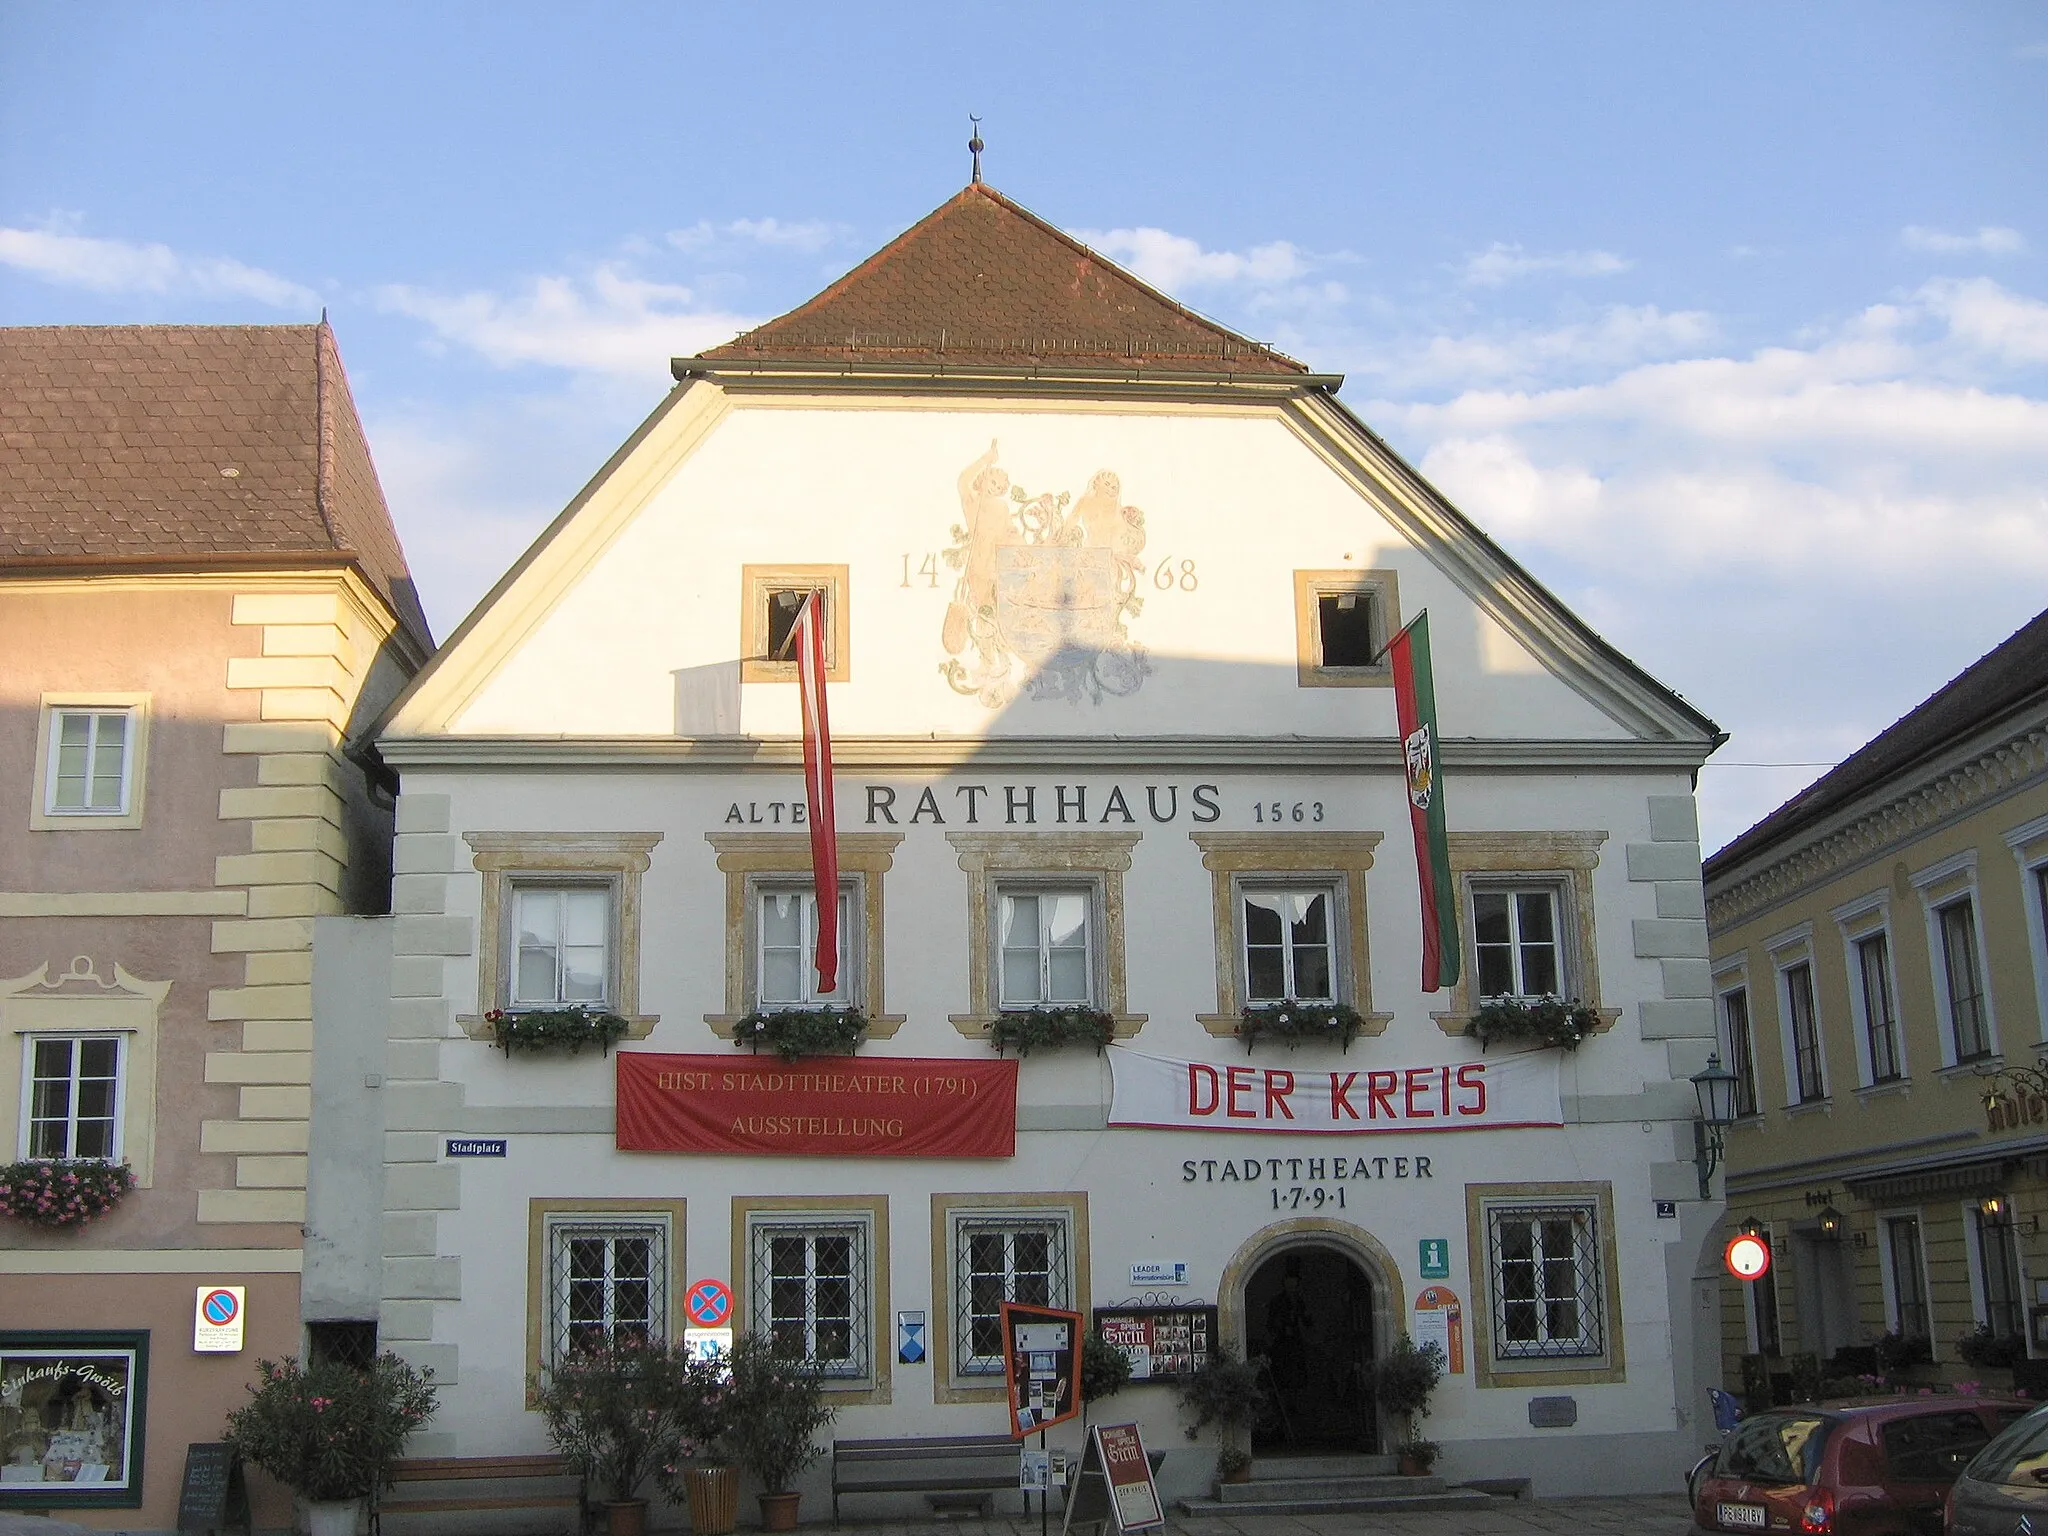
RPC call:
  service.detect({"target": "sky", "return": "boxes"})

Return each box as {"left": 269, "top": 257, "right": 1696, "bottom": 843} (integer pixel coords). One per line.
{"left": 3, "top": 3, "right": 2043, "bottom": 854}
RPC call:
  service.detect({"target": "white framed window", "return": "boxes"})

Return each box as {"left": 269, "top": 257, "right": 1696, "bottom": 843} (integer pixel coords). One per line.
{"left": 511, "top": 883, "right": 612, "bottom": 1009}
{"left": 1471, "top": 885, "right": 1564, "bottom": 999}
{"left": 1719, "top": 984, "right": 1760, "bottom": 1119}
{"left": 2006, "top": 814, "right": 2048, "bottom": 1048}
{"left": 1240, "top": 885, "right": 1337, "bottom": 1003}
{"left": 754, "top": 884, "right": 855, "bottom": 1009}
{"left": 1484, "top": 1202, "right": 1604, "bottom": 1359}
{"left": 948, "top": 1209, "right": 1074, "bottom": 1377}
{"left": 748, "top": 1215, "right": 872, "bottom": 1380}
{"left": 30, "top": 695, "right": 151, "bottom": 831}
{"left": 1781, "top": 959, "right": 1826, "bottom": 1104}
{"left": 1855, "top": 933, "right": 1904, "bottom": 1084}
{"left": 1880, "top": 1212, "right": 1931, "bottom": 1340}
{"left": 19, "top": 1036, "right": 124, "bottom": 1161}
{"left": 996, "top": 885, "right": 1096, "bottom": 1009}
{"left": 1966, "top": 1203, "right": 2026, "bottom": 1340}
{"left": 1936, "top": 898, "right": 1993, "bottom": 1063}
{"left": 543, "top": 1214, "right": 670, "bottom": 1364}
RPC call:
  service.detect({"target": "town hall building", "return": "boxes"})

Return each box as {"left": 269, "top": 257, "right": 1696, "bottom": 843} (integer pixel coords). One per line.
{"left": 337, "top": 179, "right": 1727, "bottom": 1505}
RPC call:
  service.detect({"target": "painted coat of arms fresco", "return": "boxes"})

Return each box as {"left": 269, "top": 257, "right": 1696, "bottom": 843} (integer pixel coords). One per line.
{"left": 941, "top": 441, "right": 1150, "bottom": 707}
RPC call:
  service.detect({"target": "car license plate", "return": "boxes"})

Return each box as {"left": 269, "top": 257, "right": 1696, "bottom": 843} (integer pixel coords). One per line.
{"left": 1717, "top": 1504, "right": 1767, "bottom": 1530}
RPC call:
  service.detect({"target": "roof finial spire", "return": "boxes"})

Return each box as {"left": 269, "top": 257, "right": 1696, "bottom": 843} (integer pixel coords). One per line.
{"left": 968, "top": 115, "right": 984, "bottom": 184}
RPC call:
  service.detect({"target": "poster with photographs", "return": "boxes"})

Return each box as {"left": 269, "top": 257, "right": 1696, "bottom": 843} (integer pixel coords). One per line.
{"left": 1092, "top": 1306, "right": 1216, "bottom": 1382}
{"left": 0, "top": 1334, "right": 147, "bottom": 1505}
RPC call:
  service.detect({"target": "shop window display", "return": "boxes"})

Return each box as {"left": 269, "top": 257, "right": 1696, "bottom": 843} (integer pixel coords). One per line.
{"left": 0, "top": 1332, "right": 148, "bottom": 1507}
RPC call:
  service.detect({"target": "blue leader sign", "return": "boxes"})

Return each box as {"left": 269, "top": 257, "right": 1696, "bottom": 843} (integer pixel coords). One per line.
{"left": 446, "top": 1138, "right": 508, "bottom": 1158}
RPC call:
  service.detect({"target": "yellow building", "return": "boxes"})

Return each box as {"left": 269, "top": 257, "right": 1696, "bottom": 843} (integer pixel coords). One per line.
{"left": 1704, "top": 607, "right": 2048, "bottom": 1395}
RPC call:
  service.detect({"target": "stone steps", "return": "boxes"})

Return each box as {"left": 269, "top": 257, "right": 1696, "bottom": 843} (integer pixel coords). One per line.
{"left": 1176, "top": 1454, "right": 1500, "bottom": 1520}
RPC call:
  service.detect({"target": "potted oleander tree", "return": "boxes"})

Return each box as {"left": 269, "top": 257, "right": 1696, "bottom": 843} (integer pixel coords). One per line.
{"left": 531, "top": 1337, "right": 707, "bottom": 1536}
{"left": 222, "top": 1353, "right": 437, "bottom": 1536}
{"left": 1371, "top": 1334, "right": 1444, "bottom": 1473}
{"left": 716, "top": 1333, "right": 835, "bottom": 1531}
{"left": 1178, "top": 1350, "right": 1267, "bottom": 1485}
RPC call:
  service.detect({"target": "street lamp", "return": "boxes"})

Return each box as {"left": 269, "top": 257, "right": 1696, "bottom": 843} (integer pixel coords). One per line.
{"left": 1816, "top": 1204, "right": 1845, "bottom": 1240}
{"left": 1692, "top": 1053, "right": 1740, "bottom": 1200}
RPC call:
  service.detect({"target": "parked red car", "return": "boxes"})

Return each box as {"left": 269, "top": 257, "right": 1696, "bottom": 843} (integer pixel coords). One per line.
{"left": 1688, "top": 1397, "right": 2032, "bottom": 1536}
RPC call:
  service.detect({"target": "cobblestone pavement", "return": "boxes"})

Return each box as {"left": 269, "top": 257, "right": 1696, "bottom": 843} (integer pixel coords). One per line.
{"left": 832, "top": 1495, "right": 1698, "bottom": 1536}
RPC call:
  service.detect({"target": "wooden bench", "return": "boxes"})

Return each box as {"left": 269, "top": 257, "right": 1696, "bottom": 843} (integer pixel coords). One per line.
{"left": 375, "top": 1453, "right": 586, "bottom": 1535}
{"left": 831, "top": 1433, "right": 1022, "bottom": 1521}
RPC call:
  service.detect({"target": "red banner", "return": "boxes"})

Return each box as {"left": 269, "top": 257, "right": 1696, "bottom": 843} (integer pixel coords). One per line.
{"left": 615, "top": 1053, "right": 1018, "bottom": 1158}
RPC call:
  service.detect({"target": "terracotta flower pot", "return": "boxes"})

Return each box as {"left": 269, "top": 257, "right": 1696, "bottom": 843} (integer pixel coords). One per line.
{"left": 758, "top": 1490, "right": 802, "bottom": 1531}
{"left": 685, "top": 1465, "right": 739, "bottom": 1535}
{"left": 606, "top": 1498, "right": 649, "bottom": 1536}
{"left": 1222, "top": 1461, "right": 1254, "bottom": 1484}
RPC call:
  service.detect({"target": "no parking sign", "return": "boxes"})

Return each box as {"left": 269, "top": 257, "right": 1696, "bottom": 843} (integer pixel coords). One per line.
{"left": 195, "top": 1285, "right": 247, "bottom": 1353}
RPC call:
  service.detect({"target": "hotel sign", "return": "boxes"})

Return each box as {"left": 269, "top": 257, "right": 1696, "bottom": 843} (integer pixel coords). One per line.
{"left": 1107, "top": 1046, "right": 1563, "bottom": 1134}
{"left": 615, "top": 1053, "right": 1017, "bottom": 1157}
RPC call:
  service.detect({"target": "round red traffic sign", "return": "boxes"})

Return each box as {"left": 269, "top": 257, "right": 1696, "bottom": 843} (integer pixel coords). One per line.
{"left": 685, "top": 1278, "right": 734, "bottom": 1327}
{"left": 1725, "top": 1234, "right": 1772, "bottom": 1281}
{"left": 202, "top": 1288, "right": 241, "bottom": 1326}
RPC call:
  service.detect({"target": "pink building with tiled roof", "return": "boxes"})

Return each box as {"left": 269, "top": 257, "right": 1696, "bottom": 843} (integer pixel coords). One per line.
{"left": 0, "top": 323, "right": 429, "bottom": 1531}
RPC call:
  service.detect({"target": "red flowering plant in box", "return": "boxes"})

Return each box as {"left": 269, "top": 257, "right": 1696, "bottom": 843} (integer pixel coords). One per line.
{"left": 0, "top": 1158, "right": 136, "bottom": 1227}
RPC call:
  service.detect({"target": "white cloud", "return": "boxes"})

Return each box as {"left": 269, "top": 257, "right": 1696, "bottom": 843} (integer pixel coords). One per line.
{"left": 1076, "top": 227, "right": 1307, "bottom": 292}
{"left": 1460, "top": 242, "right": 1632, "bottom": 287}
{"left": 1917, "top": 276, "right": 2048, "bottom": 364}
{"left": 667, "top": 217, "right": 844, "bottom": 254}
{"left": 2014, "top": 41, "right": 2048, "bottom": 59}
{"left": 374, "top": 264, "right": 756, "bottom": 375}
{"left": 1387, "top": 304, "right": 1714, "bottom": 388}
{"left": 1900, "top": 224, "right": 2027, "bottom": 256}
{"left": 0, "top": 222, "right": 317, "bottom": 308}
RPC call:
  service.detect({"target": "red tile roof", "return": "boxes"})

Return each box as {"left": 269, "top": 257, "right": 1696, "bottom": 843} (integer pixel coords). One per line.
{"left": 0, "top": 323, "right": 432, "bottom": 649}
{"left": 698, "top": 183, "right": 1306, "bottom": 375}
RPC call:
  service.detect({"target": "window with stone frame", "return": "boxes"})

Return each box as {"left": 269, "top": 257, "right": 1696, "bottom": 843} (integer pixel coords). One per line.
{"left": 748, "top": 1216, "right": 871, "bottom": 1380}
{"left": 511, "top": 883, "right": 612, "bottom": 1009}
{"left": 1240, "top": 885, "right": 1339, "bottom": 1003}
{"left": 1785, "top": 962, "right": 1825, "bottom": 1103}
{"left": 1722, "top": 986, "right": 1759, "bottom": 1119}
{"left": 996, "top": 886, "right": 1095, "bottom": 1009}
{"left": 950, "top": 1212, "right": 1073, "bottom": 1377}
{"left": 20, "top": 1035, "right": 123, "bottom": 1161}
{"left": 1855, "top": 932, "right": 1903, "bottom": 1084}
{"left": 1471, "top": 884, "right": 1565, "bottom": 999}
{"left": 1885, "top": 1214, "right": 1931, "bottom": 1339}
{"left": 545, "top": 1217, "right": 668, "bottom": 1364}
{"left": 1937, "top": 899, "right": 1991, "bottom": 1062}
{"left": 1974, "top": 1206, "right": 2026, "bottom": 1341}
{"left": 754, "top": 884, "right": 856, "bottom": 1009}
{"left": 31, "top": 695, "right": 151, "bottom": 831}
{"left": 1485, "top": 1202, "right": 1604, "bottom": 1359}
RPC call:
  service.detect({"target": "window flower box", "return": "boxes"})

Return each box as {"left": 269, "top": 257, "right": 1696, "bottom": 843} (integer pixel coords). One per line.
{"left": 0, "top": 1158, "right": 136, "bottom": 1227}
{"left": 735, "top": 1007, "right": 867, "bottom": 1061}
{"left": 487, "top": 1007, "right": 631, "bottom": 1057}
{"left": 988, "top": 1006, "right": 1117, "bottom": 1057}
{"left": 1234, "top": 1002, "right": 1366, "bottom": 1053}
{"left": 1465, "top": 996, "right": 1599, "bottom": 1052}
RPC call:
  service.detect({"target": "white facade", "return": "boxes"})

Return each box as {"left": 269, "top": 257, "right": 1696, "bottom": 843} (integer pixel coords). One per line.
{"left": 351, "top": 363, "right": 1725, "bottom": 1502}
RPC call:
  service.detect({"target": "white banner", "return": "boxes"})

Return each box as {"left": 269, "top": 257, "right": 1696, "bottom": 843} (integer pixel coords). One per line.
{"left": 1106, "top": 1046, "right": 1563, "bottom": 1135}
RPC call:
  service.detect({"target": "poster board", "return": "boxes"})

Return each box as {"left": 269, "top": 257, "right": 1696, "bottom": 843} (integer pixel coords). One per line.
{"left": 1411, "top": 1286, "right": 1464, "bottom": 1375}
{"left": 1061, "top": 1424, "right": 1164, "bottom": 1535}
{"left": 1092, "top": 1305, "right": 1216, "bottom": 1383}
{"left": 1000, "top": 1303, "right": 1081, "bottom": 1436}
{"left": 175, "top": 1444, "right": 249, "bottom": 1534}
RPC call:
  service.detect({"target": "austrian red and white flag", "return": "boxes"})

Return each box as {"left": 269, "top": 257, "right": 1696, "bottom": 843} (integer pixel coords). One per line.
{"left": 792, "top": 591, "right": 839, "bottom": 994}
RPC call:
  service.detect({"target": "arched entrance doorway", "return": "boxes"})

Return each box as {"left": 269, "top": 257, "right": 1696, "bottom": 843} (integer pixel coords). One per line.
{"left": 1243, "top": 1244, "right": 1381, "bottom": 1452}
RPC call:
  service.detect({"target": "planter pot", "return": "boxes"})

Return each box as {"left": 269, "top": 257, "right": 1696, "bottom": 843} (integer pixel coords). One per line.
{"left": 758, "top": 1490, "right": 802, "bottom": 1531}
{"left": 1398, "top": 1454, "right": 1431, "bottom": 1476}
{"left": 1221, "top": 1462, "right": 1254, "bottom": 1484}
{"left": 685, "top": 1465, "right": 739, "bottom": 1535}
{"left": 606, "top": 1498, "right": 649, "bottom": 1536}
{"left": 306, "top": 1499, "right": 365, "bottom": 1536}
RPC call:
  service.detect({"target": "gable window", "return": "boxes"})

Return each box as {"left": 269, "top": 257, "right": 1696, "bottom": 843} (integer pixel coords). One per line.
{"left": 1937, "top": 899, "right": 1991, "bottom": 1062}
{"left": 998, "top": 888, "right": 1094, "bottom": 1008}
{"left": 30, "top": 695, "right": 151, "bottom": 831}
{"left": 1293, "top": 570, "right": 1400, "bottom": 687}
{"left": 1472, "top": 886, "right": 1562, "bottom": 999}
{"left": 22, "top": 1036, "right": 122, "bottom": 1161}
{"left": 512, "top": 885, "right": 610, "bottom": 1009}
{"left": 1242, "top": 887, "right": 1335, "bottom": 1002}
{"left": 740, "top": 564, "right": 850, "bottom": 684}
{"left": 1856, "top": 933, "right": 1903, "bottom": 1084}
{"left": 1721, "top": 986, "right": 1759, "bottom": 1119}
{"left": 1884, "top": 1214, "right": 1930, "bottom": 1339}
{"left": 757, "top": 887, "right": 854, "bottom": 1008}
{"left": 1783, "top": 962, "right": 1825, "bottom": 1103}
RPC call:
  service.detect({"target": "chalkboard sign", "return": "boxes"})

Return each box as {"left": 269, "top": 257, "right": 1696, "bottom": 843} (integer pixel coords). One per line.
{"left": 1092, "top": 1306, "right": 1217, "bottom": 1383}
{"left": 177, "top": 1443, "right": 249, "bottom": 1534}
